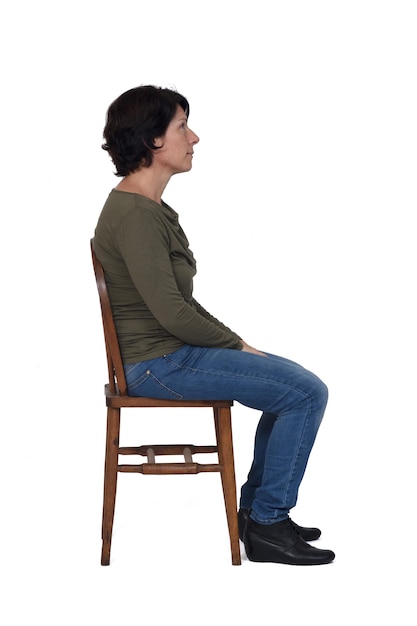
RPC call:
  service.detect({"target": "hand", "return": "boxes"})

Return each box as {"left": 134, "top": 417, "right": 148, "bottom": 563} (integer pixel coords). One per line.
{"left": 240, "top": 340, "right": 267, "bottom": 357}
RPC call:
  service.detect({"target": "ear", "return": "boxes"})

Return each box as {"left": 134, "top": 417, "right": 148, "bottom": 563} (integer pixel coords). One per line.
{"left": 153, "top": 136, "right": 164, "bottom": 148}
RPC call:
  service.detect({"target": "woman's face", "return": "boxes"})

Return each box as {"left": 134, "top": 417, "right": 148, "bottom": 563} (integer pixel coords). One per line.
{"left": 153, "top": 105, "right": 199, "bottom": 175}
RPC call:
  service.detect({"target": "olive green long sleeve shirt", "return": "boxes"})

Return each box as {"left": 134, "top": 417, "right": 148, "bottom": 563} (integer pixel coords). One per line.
{"left": 93, "top": 190, "right": 242, "bottom": 363}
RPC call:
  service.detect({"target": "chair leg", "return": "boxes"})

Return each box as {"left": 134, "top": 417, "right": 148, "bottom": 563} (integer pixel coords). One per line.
{"left": 214, "top": 406, "right": 241, "bottom": 565}
{"left": 101, "top": 406, "right": 120, "bottom": 566}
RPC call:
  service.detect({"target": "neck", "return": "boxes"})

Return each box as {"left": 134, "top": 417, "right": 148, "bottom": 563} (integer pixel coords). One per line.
{"left": 115, "top": 168, "right": 170, "bottom": 204}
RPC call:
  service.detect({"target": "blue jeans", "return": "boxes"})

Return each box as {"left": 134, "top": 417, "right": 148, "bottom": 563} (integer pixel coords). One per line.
{"left": 124, "top": 345, "right": 328, "bottom": 525}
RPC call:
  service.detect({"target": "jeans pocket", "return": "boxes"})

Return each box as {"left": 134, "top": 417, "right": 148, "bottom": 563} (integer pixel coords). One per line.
{"left": 125, "top": 362, "right": 184, "bottom": 400}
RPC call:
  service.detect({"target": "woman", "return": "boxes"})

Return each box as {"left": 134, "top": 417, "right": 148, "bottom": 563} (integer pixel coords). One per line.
{"left": 93, "top": 85, "right": 335, "bottom": 566}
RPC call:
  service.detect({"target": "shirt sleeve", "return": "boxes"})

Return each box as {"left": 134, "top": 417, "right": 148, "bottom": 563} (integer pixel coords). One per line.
{"left": 116, "top": 207, "right": 243, "bottom": 350}
{"left": 191, "top": 298, "right": 242, "bottom": 344}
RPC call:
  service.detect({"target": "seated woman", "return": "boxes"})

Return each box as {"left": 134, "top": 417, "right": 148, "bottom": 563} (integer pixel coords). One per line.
{"left": 93, "top": 85, "right": 335, "bottom": 566}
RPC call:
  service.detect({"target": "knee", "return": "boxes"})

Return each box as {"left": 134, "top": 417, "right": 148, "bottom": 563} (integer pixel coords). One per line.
{"left": 307, "top": 372, "right": 328, "bottom": 411}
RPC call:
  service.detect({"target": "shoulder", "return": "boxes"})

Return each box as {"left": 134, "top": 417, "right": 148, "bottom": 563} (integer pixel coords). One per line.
{"left": 102, "top": 190, "right": 166, "bottom": 227}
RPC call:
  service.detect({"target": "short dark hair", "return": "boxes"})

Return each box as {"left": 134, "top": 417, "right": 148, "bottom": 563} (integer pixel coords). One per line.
{"left": 102, "top": 85, "right": 190, "bottom": 177}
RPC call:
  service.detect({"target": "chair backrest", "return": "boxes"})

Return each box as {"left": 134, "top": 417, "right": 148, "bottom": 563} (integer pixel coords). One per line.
{"left": 91, "top": 239, "right": 128, "bottom": 396}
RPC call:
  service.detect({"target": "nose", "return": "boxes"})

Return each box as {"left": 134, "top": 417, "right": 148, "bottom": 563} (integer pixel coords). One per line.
{"left": 188, "top": 129, "right": 199, "bottom": 144}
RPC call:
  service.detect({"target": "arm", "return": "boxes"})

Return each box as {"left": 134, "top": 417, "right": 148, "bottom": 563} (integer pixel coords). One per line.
{"left": 192, "top": 299, "right": 265, "bottom": 355}
{"left": 191, "top": 298, "right": 242, "bottom": 343}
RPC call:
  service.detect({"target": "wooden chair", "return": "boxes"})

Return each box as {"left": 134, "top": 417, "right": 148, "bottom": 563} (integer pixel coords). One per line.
{"left": 90, "top": 240, "right": 241, "bottom": 566}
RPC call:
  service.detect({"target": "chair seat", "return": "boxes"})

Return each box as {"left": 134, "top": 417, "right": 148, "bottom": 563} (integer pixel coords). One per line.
{"left": 105, "top": 384, "right": 233, "bottom": 409}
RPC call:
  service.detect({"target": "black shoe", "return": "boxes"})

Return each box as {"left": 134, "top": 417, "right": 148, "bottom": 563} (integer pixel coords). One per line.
{"left": 244, "top": 517, "right": 335, "bottom": 566}
{"left": 238, "top": 508, "right": 321, "bottom": 542}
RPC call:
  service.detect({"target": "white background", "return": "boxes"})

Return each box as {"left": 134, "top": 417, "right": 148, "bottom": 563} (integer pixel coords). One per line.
{"left": 1, "top": 1, "right": 416, "bottom": 624}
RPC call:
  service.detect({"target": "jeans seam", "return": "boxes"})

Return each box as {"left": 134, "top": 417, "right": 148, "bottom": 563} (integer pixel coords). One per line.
{"left": 145, "top": 371, "right": 184, "bottom": 399}
{"left": 283, "top": 395, "right": 312, "bottom": 508}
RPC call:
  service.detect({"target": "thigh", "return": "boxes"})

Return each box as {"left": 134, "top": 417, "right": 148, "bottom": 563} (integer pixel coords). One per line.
{"left": 160, "top": 345, "right": 327, "bottom": 413}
